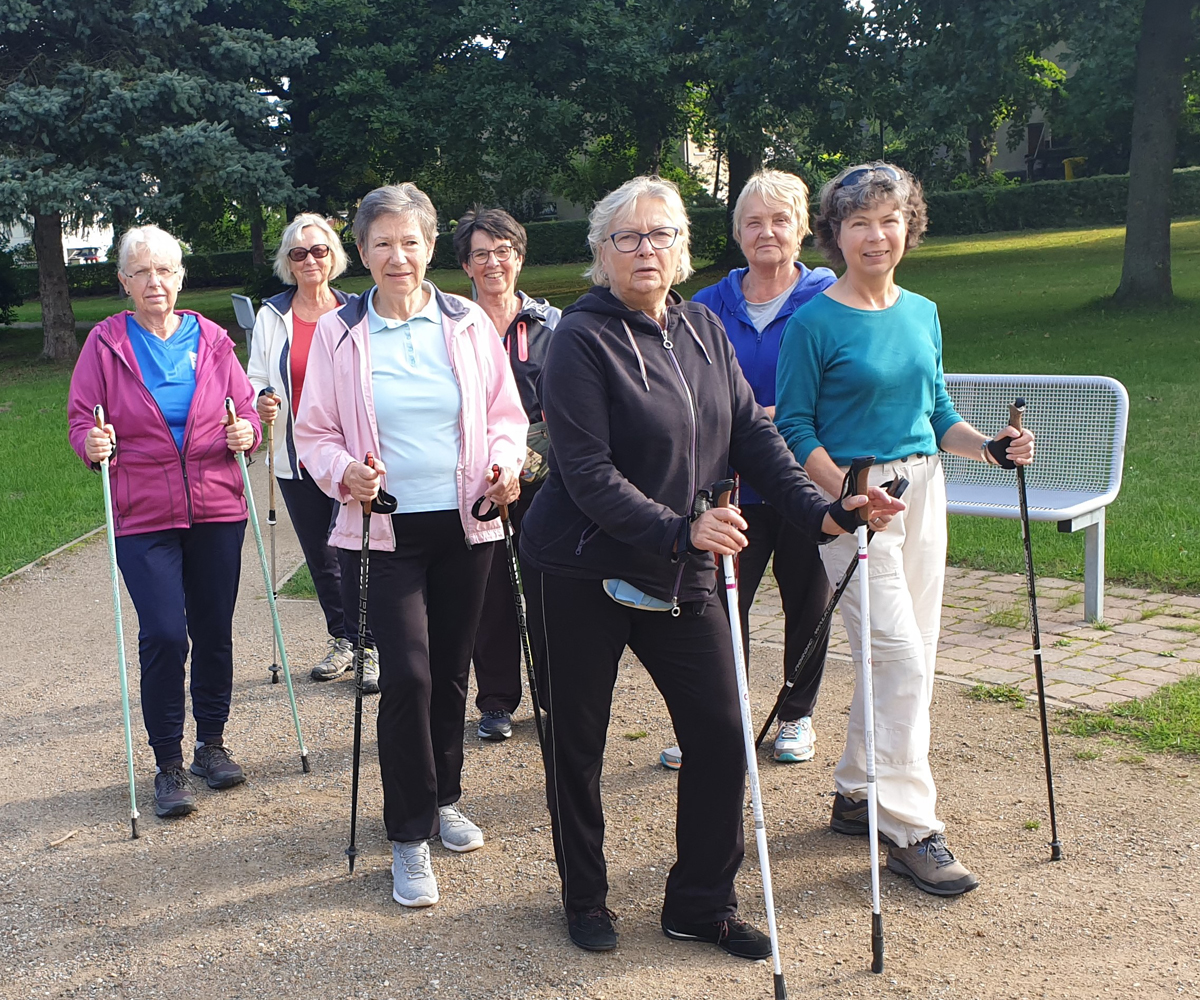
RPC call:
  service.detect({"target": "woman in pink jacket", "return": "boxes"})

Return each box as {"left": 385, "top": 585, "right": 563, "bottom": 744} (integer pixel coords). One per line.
{"left": 294, "top": 183, "right": 527, "bottom": 909}
{"left": 67, "top": 225, "right": 261, "bottom": 822}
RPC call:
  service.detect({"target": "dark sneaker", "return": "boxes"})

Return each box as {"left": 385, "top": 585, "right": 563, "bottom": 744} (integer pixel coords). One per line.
{"left": 661, "top": 914, "right": 771, "bottom": 960}
{"left": 477, "top": 710, "right": 513, "bottom": 741}
{"left": 154, "top": 766, "right": 197, "bottom": 818}
{"left": 567, "top": 906, "right": 618, "bottom": 952}
{"left": 190, "top": 743, "right": 246, "bottom": 790}
{"left": 887, "top": 833, "right": 980, "bottom": 896}
{"left": 830, "top": 791, "right": 869, "bottom": 836}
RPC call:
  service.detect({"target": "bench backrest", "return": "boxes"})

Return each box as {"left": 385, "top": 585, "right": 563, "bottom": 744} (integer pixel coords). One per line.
{"left": 231, "top": 293, "right": 257, "bottom": 353}
{"left": 942, "top": 374, "right": 1129, "bottom": 518}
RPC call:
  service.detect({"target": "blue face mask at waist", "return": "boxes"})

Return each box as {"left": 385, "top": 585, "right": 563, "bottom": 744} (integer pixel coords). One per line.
{"left": 602, "top": 578, "right": 675, "bottom": 612}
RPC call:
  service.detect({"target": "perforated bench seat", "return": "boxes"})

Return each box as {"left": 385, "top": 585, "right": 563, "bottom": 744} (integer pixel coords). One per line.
{"left": 942, "top": 374, "right": 1129, "bottom": 622}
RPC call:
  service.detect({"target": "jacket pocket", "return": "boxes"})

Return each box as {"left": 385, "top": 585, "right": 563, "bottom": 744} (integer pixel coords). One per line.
{"left": 575, "top": 522, "right": 601, "bottom": 556}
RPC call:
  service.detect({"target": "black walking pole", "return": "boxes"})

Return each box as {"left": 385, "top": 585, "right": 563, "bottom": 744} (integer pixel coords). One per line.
{"left": 472, "top": 466, "right": 546, "bottom": 748}
{"left": 346, "top": 452, "right": 397, "bottom": 874}
{"left": 754, "top": 469, "right": 909, "bottom": 750}
{"left": 1005, "top": 399, "right": 1064, "bottom": 861}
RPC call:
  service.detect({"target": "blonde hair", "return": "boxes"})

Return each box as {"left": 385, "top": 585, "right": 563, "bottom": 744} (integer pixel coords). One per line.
{"left": 584, "top": 175, "right": 692, "bottom": 286}
{"left": 274, "top": 213, "right": 349, "bottom": 284}
{"left": 732, "top": 169, "right": 812, "bottom": 257}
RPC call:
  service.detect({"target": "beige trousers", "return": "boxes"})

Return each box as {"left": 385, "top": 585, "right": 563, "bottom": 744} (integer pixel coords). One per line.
{"left": 820, "top": 454, "right": 947, "bottom": 847}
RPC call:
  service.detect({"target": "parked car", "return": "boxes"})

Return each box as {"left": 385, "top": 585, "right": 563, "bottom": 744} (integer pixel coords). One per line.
{"left": 66, "top": 246, "right": 103, "bottom": 265}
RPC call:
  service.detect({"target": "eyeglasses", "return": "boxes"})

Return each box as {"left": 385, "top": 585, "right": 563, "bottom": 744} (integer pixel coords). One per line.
{"left": 468, "top": 245, "right": 516, "bottom": 265}
{"left": 608, "top": 227, "right": 680, "bottom": 253}
{"left": 287, "top": 244, "right": 331, "bottom": 262}
{"left": 834, "top": 165, "right": 902, "bottom": 190}
{"left": 124, "top": 266, "right": 180, "bottom": 284}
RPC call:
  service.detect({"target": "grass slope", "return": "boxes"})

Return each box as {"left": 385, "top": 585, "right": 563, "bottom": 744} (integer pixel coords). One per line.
{"left": 2, "top": 223, "right": 1198, "bottom": 592}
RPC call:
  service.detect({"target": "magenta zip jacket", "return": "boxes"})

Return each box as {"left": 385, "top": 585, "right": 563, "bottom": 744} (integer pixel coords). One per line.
{"left": 67, "top": 311, "right": 263, "bottom": 536}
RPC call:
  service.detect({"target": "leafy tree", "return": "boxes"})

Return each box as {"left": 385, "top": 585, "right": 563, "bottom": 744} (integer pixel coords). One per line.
{"left": 0, "top": 1, "right": 314, "bottom": 359}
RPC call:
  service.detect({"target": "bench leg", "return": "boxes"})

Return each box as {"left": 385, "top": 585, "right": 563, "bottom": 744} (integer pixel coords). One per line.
{"left": 1084, "top": 514, "right": 1105, "bottom": 623}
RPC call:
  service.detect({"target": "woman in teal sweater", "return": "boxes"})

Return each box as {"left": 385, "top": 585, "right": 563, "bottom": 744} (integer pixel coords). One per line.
{"left": 775, "top": 163, "right": 1034, "bottom": 897}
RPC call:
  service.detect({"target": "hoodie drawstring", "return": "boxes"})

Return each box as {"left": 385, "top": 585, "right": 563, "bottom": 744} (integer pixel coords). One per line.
{"left": 680, "top": 313, "right": 712, "bottom": 365}
{"left": 621, "top": 320, "right": 650, "bottom": 392}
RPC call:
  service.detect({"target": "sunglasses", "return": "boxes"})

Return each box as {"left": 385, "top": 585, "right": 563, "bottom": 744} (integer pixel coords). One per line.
{"left": 287, "top": 244, "right": 331, "bottom": 262}
{"left": 834, "top": 165, "right": 902, "bottom": 190}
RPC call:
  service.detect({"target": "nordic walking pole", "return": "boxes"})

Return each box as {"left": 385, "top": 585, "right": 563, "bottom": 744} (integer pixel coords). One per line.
{"left": 346, "top": 453, "right": 397, "bottom": 874}
{"left": 847, "top": 457, "right": 885, "bottom": 975}
{"left": 225, "top": 398, "right": 310, "bottom": 774}
{"left": 754, "top": 472, "right": 909, "bottom": 750}
{"left": 94, "top": 405, "right": 141, "bottom": 840}
{"left": 472, "top": 466, "right": 546, "bottom": 748}
{"left": 262, "top": 386, "right": 281, "bottom": 684}
{"left": 1006, "top": 399, "right": 1063, "bottom": 861}
{"left": 710, "top": 478, "right": 787, "bottom": 999}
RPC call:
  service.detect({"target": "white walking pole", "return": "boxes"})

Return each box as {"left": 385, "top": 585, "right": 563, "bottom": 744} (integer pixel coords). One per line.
{"left": 855, "top": 519, "right": 885, "bottom": 973}
{"left": 712, "top": 481, "right": 787, "bottom": 999}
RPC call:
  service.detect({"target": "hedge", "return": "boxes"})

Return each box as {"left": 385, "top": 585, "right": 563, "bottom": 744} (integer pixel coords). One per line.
{"left": 925, "top": 166, "right": 1200, "bottom": 236}
{"left": 14, "top": 248, "right": 259, "bottom": 300}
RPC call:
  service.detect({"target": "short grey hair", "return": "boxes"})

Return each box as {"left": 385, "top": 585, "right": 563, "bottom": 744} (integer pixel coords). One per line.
{"left": 274, "top": 213, "right": 349, "bottom": 284}
{"left": 584, "top": 175, "right": 692, "bottom": 286}
{"left": 353, "top": 183, "right": 438, "bottom": 251}
{"left": 814, "top": 162, "right": 928, "bottom": 269}
{"left": 118, "top": 225, "right": 184, "bottom": 277}
{"left": 732, "top": 169, "right": 812, "bottom": 255}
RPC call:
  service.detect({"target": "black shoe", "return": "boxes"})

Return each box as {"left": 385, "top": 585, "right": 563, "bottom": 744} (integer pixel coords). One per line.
{"left": 190, "top": 743, "right": 246, "bottom": 790}
{"left": 477, "top": 710, "right": 513, "bottom": 741}
{"left": 567, "top": 906, "right": 618, "bottom": 952}
{"left": 661, "top": 914, "right": 772, "bottom": 960}
{"left": 154, "top": 766, "right": 197, "bottom": 817}
{"left": 830, "top": 791, "right": 869, "bottom": 836}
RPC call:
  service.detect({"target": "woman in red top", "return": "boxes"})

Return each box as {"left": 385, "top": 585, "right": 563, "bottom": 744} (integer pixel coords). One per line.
{"left": 246, "top": 214, "right": 363, "bottom": 687}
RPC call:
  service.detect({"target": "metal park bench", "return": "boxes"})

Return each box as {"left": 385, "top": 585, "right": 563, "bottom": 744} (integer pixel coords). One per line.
{"left": 231, "top": 293, "right": 257, "bottom": 353}
{"left": 942, "top": 374, "right": 1130, "bottom": 623}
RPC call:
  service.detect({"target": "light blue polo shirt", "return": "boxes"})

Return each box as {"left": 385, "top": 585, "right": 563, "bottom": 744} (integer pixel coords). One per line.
{"left": 368, "top": 284, "right": 462, "bottom": 513}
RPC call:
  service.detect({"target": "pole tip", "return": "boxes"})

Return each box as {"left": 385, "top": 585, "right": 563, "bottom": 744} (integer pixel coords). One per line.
{"left": 301, "top": 754, "right": 311, "bottom": 774}
{"left": 773, "top": 972, "right": 787, "bottom": 999}
{"left": 1050, "top": 841, "right": 1063, "bottom": 861}
{"left": 346, "top": 845, "right": 357, "bottom": 873}
{"left": 131, "top": 816, "right": 140, "bottom": 840}
{"left": 871, "top": 912, "right": 884, "bottom": 973}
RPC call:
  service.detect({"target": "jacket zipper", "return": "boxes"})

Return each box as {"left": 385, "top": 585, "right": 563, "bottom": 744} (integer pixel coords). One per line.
{"left": 659, "top": 323, "right": 696, "bottom": 617}
{"left": 575, "top": 523, "right": 600, "bottom": 555}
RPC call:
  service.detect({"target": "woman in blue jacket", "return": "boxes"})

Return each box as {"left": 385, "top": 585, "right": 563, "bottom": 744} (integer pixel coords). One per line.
{"left": 687, "top": 169, "right": 836, "bottom": 765}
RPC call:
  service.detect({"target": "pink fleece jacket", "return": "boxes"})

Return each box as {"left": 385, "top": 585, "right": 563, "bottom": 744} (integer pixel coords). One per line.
{"left": 294, "top": 285, "right": 528, "bottom": 550}
{"left": 67, "top": 311, "right": 262, "bottom": 536}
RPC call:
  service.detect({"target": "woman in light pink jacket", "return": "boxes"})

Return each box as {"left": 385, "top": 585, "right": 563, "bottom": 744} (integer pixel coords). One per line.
{"left": 294, "top": 183, "right": 527, "bottom": 908}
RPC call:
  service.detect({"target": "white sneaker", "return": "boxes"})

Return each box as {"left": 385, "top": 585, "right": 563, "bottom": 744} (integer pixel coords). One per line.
{"left": 660, "top": 746, "right": 682, "bottom": 770}
{"left": 361, "top": 647, "right": 380, "bottom": 695}
{"left": 773, "top": 717, "right": 815, "bottom": 763}
{"left": 392, "top": 840, "right": 439, "bottom": 907}
{"left": 437, "top": 803, "right": 484, "bottom": 853}
{"left": 310, "top": 637, "right": 354, "bottom": 681}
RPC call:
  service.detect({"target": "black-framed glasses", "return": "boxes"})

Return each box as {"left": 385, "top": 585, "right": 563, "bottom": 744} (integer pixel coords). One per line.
{"left": 834, "top": 165, "right": 902, "bottom": 190}
{"left": 468, "top": 245, "right": 516, "bottom": 265}
{"left": 287, "top": 244, "right": 331, "bottom": 262}
{"left": 608, "top": 227, "right": 680, "bottom": 253}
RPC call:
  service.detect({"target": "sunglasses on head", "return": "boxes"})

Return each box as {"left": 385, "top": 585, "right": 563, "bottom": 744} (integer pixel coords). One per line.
{"left": 834, "top": 165, "right": 902, "bottom": 190}
{"left": 287, "top": 244, "right": 331, "bottom": 262}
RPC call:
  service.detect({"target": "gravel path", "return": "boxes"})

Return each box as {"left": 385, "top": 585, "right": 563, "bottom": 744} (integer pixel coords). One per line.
{"left": 2, "top": 460, "right": 1196, "bottom": 999}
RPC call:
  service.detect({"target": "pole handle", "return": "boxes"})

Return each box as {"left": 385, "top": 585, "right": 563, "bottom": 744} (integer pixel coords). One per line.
{"left": 847, "top": 455, "right": 876, "bottom": 524}
{"left": 710, "top": 477, "right": 737, "bottom": 510}
{"left": 1009, "top": 398, "right": 1026, "bottom": 433}
{"left": 224, "top": 396, "right": 237, "bottom": 425}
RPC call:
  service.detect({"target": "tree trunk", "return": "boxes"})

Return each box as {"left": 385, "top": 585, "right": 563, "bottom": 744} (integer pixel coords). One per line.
{"left": 718, "top": 144, "right": 762, "bottom": 265}
{"left": 249, "top": 203, "right": 266, "bottom": 268}
{"left": 1115, "top": 0, "right": 1196, "bottom": 304}
{"left": 966, "top": 124, "right": 991, "bottom": 174}
{"left": 33, "top": 211, "right": 78, "bottom": 362}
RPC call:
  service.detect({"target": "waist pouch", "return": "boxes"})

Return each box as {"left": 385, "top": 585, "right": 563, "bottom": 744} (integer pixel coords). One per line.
{"left": 603, "top": 578, "right": 674, "bottom": 612}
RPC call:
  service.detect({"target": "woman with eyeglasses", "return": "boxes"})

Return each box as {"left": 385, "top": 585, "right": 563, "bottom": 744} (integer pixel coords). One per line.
{"left": 519, "top": 175, "right": 906, "bottom": 956}
{"left": 68, "top": 225, "right": 261, "bottom": 821}
{"left": 451, "top": 207, "right": 560, "bottom": 742}
{"left": 775, "top": 162, "right": 1034, "bottom": 897}
{"left": 246, "top": 214, "right": 369, "bottom": 689}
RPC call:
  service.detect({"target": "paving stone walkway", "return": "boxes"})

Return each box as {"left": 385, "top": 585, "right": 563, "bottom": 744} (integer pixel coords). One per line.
{"left": 748, "top": 565, "right": 1200, "bottom": 709}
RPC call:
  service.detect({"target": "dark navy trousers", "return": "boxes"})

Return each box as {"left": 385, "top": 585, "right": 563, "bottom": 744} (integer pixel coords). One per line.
{"left": 277, "top": 469, "right": 346, "bottom": 640}
{"left": 115, "top": 520, "right": 246, "bottom": 768}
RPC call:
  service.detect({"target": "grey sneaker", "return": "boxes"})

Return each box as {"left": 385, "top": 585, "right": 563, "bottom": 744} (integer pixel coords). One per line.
{"left": 887, "top": 833, "right": 979, "bottom": 896}
{"left": 437, "top": 803, "right": 484, "bottom": 853}
{"left": 392, "top": 840, "right": 438, "bottom": 907}
{"left": 360, "top": 647, "right": 380, "bottom": 694}
{"left": 660, "top": 746, "right": 682, "bottom": 770}
{"left": 773, "top": 717, "right": 815, "bottom": 762}
{"left": 311, "top": 637, "right": 354, "bottom": 681}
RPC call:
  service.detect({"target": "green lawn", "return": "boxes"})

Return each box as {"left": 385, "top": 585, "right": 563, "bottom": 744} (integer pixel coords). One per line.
{"left": 2, "top": 223, "right": 1198, "bottom": 593}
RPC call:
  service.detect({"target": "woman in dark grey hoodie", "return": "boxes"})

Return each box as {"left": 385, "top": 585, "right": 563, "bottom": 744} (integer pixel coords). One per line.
{"left": 519, "top": 176, "right": 906, "bottom": 957}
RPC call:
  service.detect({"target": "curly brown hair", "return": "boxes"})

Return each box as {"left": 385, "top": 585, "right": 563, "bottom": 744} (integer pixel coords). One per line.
{"left": 813, "top": 162, "right": 928, "bottom": 269}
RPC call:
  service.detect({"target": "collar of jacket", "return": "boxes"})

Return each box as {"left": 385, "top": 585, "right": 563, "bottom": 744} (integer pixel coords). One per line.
{"left": 334, "top": 283, "right": 472, "bottom": 334}
{"left": 94, "top": 309, "right": 233, "bottom": 356}
{"left": 565, "top": 285, "right": 686, "bottom": 336}
{"left": 262, "top": 285, "right": 351, "bottom": 319}
{"left": 515, "top": 289, "right": 556, "bottom": 324}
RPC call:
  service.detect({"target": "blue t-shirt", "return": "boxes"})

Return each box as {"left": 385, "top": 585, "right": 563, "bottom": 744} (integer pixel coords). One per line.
{"left": 126, "top": 313, "right": 200, "bottom": 451}
{"left": 775, "top": 288, "right": 962, "bottom": 466}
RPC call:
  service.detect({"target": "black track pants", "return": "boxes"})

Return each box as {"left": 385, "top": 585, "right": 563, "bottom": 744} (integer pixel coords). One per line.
{"left": 339, "top": 510, "right": 491, "bottom": 843}
{"left": 736, "top": 502, "right": 833, "bottom": 721}
{"left": 277, "top": 469, "right": 346, "bottom": 640}
{"left": 524, "top": 567, "right": 746, "bottom": 922}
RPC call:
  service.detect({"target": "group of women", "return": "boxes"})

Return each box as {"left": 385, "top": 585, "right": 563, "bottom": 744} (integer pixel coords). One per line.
{"left": 67, "top": 160, "right": 1033, "bottom": 957}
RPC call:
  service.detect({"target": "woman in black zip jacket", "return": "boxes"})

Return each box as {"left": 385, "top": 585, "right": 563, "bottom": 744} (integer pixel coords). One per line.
{"left": 519, "top": 176, "right": 905, "bottom": 957}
